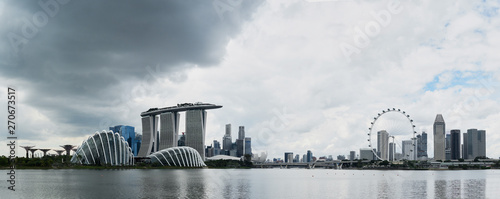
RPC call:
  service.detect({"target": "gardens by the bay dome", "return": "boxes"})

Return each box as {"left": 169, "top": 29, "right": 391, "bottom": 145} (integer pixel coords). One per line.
{"left": 71, "top": 130, "right": 134, "bottom": 166}
{"left": 148, "top": 146, "right": 206, "bottom": 167}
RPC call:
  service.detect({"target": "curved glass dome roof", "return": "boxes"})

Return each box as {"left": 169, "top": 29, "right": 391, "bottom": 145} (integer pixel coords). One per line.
{"left": 71, "top": 130, "right": 134, "bottom": 166}
{"left": 148, "top": 146, "right": 206, "bottom": 167}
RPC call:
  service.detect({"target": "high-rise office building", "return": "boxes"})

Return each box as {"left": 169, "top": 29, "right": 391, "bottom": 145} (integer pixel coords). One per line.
{"left": 306, "top": 150, "right": 313, "bottom": 162}
{"left": 223, "top": 124, "right": 232, "bottom": 151}
{"left": 463, "top": 129, "right": 486, "bottom": 159}
{"left": 206, "top": 145, "right": 214, "bottom": 157}
{"left": 445, "top": 134, "right": 451, "bottom": 160}
{"left": 377, "top": 130, "right": 389, "bottom": 160}
{"left": 235, "top": 126, "right": 246, "bottom": 157}
{"left": 135, "top": 134, "right": 142, "bottom": 154}
{"left": 226, "top": 124, "right": 231, "bottom": 136}
{"left": 402, "top": 140, "right": 414, "bottom": 160}
{"left": 238, "top": 126, "right": 245, "bottom": 140}
{"left": 389, "top": 142, "right": 395, "bottom": 161}
{"left": 213, "top": 140, "right": 221, "bottom": 156}
{"left": 302, "top": 154, "right": 306, "bottom": 163}
{"left": 284, "top": 152, "right": 293, "bottom": 163}
{"left": 462, "top": 132, "right": 468, "bottom": 159}
{"left": 109, "top": 125, "right": 139, "bottom": 156}
{"left": 416, "top": 132, "right": 428, "bottom": 158}
{"left": 185, "top": 109, "right": 207, "bottom": 159}
{"left": 433, "top": 114, "right": 445, "bottom": 160}
{"left": 450, "top": 129, "right": 461, "bottom": 160}
{"left": 244, "top": 137, "right": 251, "bottom": 155}
{"left": 294, "top": 154, "right": 300, "bottom": 163}
{"left": 236, "top": 139, "right": 245, "bottom": 157}
{"left": 359, "top": 148, "right": 374, "bottom": 160}
{"left": 478, "top": 130, "right": 486, "bottom": 157}
{"left": 349, "top": 151, "right": 356, "bottom": 161}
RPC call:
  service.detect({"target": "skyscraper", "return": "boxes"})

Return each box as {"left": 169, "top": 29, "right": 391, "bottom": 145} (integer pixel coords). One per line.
{"left": 306, "top": 150, "right": 313, "bottom": 162}
{"left": 433, "top": 114, "right": 445, "bottom": 160}
{"left": 445, "top": 134, "right": 451, "bottom": 160}
{"left": 223, "top": 124, "right": 232, "bottom": 154}
{"left": 389, "top": 142, "right": 395, "bottom": 161}
{"left": 109, "top": 125, "right": 138, "bottom": 156}
{"left": 464, "top": 129, "right": 486, "bottom": 159}
{"left": 284, "top": 152, "right": 293, "bottom": 163}
{"left": 185, "top": 109, "right": 207, "bottom": 159}
{"left": 244, "top": 137, "right": 252, "bottom": 155}
{"left": 238, "top": 126, "right": 245, "bottom": 140}
{"left": 416, "top": 132, "right": 428, "bottom": 158}
{"left": 402, "top": 140, "right": 414, "bottom": 160}
{"left": 138, "top": 116, "right": 158, "bottom": 157}
{"left": 463, "top": 132, "right": 468, "bottom": 159}
{"left": 478, "top": 130, "right": 486, "bottom": 158}
{"left": 159, "top": 112, "right": 180, "bottom": 150}
{"left": 450, "top": 129, "right": 461, "bottom": 160}
{"left": 213, "top": 140, "right": 221, "bottom": 156}
{"left": 236, "top": 139, "right": 244, "bottom": 157}
{"left": 377, "top": 130, "right": 389, "bottom": 160}
{"left": 236, "top": 126, "right": 246, "bottom": 157}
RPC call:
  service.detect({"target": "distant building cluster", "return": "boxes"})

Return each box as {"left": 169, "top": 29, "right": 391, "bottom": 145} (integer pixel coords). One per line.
{"left": 272, "top": 150, "right": 319, "bottom": 163}
{"left": 357, "top": 114, "right": 487, "bottom": 162}
{"left": 434, "top": 114, "right": 486, "bottom": 161}
{"left": 204, "top": 124, "right": 252, "bottom": 158}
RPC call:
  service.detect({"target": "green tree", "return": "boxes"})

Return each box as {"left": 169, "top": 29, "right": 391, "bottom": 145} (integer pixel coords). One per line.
{"left": 0, "top": 156, "right": 9, "bottom": 166}
{"left": 379, "top": 160, "right": 390, "bottom": 166}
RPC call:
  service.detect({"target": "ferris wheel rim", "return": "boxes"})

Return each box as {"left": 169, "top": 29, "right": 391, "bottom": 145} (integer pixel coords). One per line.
{"left": 367, "top": 108, "right": 417, "bottom": 161}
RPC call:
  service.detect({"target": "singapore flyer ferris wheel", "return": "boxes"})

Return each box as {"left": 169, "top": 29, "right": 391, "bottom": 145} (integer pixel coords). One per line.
{"left": 367, "top": 108, "right": 417, "bottom": 161}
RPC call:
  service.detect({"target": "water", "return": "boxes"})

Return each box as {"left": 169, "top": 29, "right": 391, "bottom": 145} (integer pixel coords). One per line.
{"left": 2, "top": 169, "right": 499, "bottom": 198}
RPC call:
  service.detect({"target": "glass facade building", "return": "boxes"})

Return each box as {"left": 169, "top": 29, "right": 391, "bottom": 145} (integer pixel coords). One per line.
{"left": 109, "top": 125, "right": 139, "bottom": 156}
{"left": 416, "top": 132, "right": 428, "bottom": 158}
{"left": 71, "top": 130, "right": 134, "bottom": 166}
{"left": 244, "top": 137, "right": 251, "bottom": 155}
{"left": 148, "top": 146, "right": 206, "bottom": 167}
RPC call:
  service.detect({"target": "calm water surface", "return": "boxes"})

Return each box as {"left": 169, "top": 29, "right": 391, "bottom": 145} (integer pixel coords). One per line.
{"left": 2, "top": 169, "right": 499, "bottom": 198}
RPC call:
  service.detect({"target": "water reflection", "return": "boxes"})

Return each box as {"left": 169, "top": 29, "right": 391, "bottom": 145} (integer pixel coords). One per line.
{"left": 403, "top": 180, "right": 427, "bottom": 199}
{"left": 435, "top": 180, "right": 447, "bottom": 198}
{"left": 432, "top": 172, "right": 486, "bottom": 198}
{"left": 463, "top": 179, "right": 486, "bottom": 198}
{"left": 3, "top": 169, "right": 497, "bottom": 198}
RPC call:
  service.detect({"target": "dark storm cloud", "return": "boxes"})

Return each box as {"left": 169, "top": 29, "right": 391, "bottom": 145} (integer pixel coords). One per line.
{"left": 0, "top": 0, "right": 263, "bottom": 137}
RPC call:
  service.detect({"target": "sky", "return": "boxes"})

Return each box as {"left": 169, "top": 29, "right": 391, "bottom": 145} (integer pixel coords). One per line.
{"left": 1, "top": 0, "right": 500, "bottom": 160}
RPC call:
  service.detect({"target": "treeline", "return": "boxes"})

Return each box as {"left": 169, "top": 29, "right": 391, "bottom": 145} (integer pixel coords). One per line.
{"left": 0, "top": 155, "right": 73, "bottom": 168}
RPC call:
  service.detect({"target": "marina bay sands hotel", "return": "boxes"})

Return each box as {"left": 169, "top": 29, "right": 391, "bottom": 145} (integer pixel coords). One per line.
{"left": 137, "top": 102, "right": 222, "bottom": 159}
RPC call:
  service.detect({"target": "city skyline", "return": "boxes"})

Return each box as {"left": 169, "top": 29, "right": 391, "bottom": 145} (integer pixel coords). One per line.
{"left": 2, "top": 1, "right": 500, "bottom": 160}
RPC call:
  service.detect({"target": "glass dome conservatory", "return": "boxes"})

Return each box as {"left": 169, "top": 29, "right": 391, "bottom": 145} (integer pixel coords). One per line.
{"left": 71, "top": 130, "right": 134, "bottom": 166}
{"left": 148, "top": 146, "right": 206, "bottom": 167}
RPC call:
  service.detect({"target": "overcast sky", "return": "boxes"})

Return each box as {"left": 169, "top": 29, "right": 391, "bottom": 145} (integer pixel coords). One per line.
{"left": 1, "top": 0, "right": 500, "bottom": 160}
